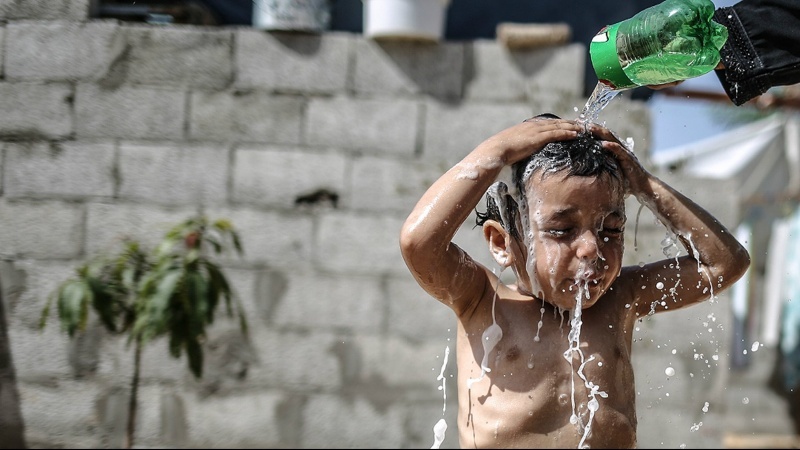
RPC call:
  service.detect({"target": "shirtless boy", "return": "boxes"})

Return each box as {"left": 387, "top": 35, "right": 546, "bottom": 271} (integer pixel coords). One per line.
{"left": 399, "top": 114, "right": 750, "bottom": 448}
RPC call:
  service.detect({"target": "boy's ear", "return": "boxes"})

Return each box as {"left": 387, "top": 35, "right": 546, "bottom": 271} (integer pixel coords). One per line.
{"left": 483, "top": 220, "right": 514, "bottom": 268}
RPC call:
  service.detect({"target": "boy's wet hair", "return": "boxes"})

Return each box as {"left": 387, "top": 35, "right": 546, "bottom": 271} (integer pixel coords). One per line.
{"left": 475, "top": 114, "right": 622, "bottom": 238}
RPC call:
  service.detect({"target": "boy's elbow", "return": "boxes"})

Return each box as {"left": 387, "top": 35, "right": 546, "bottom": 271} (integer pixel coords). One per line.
{"left": 725, "top": 245, "right": 751, "bottom": 286}
{"left": 399, "top": 221, "right": 424, "bottom": 263}
{"left": 735, "top": 246, "right": 752, "bottom": 280}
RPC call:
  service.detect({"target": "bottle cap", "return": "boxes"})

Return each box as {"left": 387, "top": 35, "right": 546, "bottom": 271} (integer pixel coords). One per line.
{"left": 590, "top": 23, "right": 637, "bottom": 90}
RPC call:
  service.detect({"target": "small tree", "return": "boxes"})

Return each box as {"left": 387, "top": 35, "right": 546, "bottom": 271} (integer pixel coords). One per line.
{"left": 40, "top": 215, "right": 248, "bottom": 449}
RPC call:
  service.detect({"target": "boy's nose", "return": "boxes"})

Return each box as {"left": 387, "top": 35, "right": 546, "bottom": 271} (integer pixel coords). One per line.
{"left": 575, "top": 230, "right": 600, "bottom": 260}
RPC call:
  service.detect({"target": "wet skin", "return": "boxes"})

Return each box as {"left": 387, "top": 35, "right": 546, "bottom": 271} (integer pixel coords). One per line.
{"left": 399, "top": 117, "right": 750, "bottom": 449}
{"left": 459, "top": 172, "right": 636, "bottom": 448}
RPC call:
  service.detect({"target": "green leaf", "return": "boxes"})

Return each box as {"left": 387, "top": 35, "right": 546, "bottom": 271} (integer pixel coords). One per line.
{"left": 201, "top": 261, "right": 228, "bottom": 318}
{"left": 186, "top": 338, "right": 203, "bottom": 379}
{"left": 57, "top": 280, "right": 91, "bottom": 337}
{"left": 168, "top": 326, "right": 183, "bottom": 359}
{"left": 137, "top": 267, "right": 183, "bottom": 342}
{"left": 187, "top": 271, "right": 209, "bottom": 332}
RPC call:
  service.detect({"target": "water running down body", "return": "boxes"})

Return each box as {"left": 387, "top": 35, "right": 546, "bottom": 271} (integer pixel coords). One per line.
{"left": 400, "top": 112, "right": 750, "bottom": 448}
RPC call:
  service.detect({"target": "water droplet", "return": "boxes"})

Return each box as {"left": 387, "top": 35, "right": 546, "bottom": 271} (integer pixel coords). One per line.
{"left": 665, "top": 367, "right": 675, "bottom": 377}
{"left": 656, "top": 281, "right": 664, "bottom": 289}
{"left": 742, "top": 397, "right": 750, "bottom": 405}
{"left": 751, "top": 341, "right": 760, "bottom": 352}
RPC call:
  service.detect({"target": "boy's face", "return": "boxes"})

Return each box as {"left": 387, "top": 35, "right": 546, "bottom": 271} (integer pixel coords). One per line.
{"left": 512, "top": 170, "right": 626, "bottom": 310}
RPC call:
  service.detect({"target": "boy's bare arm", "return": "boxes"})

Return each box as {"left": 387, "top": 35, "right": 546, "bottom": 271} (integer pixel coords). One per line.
{"left": 592, "top": 124, "right": 751, "bottom": 315}
{"left": 400, "top": 119, "right": 582, "bottom": 315}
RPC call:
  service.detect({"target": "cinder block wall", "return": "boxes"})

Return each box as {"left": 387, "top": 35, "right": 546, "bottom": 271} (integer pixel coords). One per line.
{"left": 0, "top": 1, "right": 792, "bottom": 449}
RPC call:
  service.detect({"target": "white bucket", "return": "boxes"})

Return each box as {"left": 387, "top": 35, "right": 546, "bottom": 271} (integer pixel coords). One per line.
{"left": 362, "top": 0, "right": 451, "bottom": 42}
{"left": 253, "top": 0, "right": 331, "bottom": 32}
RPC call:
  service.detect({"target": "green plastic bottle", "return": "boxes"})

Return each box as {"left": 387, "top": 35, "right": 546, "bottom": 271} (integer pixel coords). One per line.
{"left": 590, "top": 0, "right": 728, "bottom": 90}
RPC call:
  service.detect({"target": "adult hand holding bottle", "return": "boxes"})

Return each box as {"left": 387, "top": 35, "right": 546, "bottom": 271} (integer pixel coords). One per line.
{"left": 590, "top": 0, "right": 728, "bottom": 91}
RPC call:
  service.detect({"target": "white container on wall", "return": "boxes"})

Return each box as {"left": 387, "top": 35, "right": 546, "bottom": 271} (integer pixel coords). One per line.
{"left": 363, "top": 0, "right": 452, "bottom": 42}
{"left": 253, "top": 0, "right": 331, "bottom": 32}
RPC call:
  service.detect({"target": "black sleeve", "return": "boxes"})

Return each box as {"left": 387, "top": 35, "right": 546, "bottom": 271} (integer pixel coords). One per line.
{"left": 713, "top": 0, "right": 800, "bottom": 105}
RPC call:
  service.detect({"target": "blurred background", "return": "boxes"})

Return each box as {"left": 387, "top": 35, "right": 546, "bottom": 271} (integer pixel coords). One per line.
{"left": 1, "top": 0, "right": 799, "bottom": 448}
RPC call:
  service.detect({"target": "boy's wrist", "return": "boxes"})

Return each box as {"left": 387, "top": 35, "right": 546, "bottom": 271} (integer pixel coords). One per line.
{"left": 473, "top": 142, "right": 512, "bottom": 167}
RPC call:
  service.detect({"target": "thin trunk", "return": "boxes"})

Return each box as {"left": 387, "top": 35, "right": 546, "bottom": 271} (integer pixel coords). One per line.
{"left": 124, "top": 338, "right": 142, "bottom": 449}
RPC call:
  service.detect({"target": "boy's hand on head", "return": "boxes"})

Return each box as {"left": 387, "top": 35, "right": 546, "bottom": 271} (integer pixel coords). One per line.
{"left": 589, "top": 123, "right": 649, "bottom": 195}
{"left": 481, "top": 117, "right": 582, "bottom": 166}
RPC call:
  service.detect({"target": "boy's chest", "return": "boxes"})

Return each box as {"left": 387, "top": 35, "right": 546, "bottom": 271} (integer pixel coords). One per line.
{"left": 463, "top": 301, "right": 634, "bottom": 394}
{"left": 460, "top": 310, "right": 638, "bottom": 448}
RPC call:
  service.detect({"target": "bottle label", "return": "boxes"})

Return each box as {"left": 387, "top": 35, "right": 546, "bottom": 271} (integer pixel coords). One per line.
{"left": 589, "top": 23, "right": 637, "bottom": 90}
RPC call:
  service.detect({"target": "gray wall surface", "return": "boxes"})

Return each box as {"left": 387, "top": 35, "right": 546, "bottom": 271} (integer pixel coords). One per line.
{"left": 0, "top": 0, "right": 794, "bottom": 449}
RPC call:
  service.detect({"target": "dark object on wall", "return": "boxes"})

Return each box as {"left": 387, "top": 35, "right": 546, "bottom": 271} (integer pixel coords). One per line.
{"left": 0, "top": 275, "right": 27, "bottom": 449}
{"left": 90, "top": 0, "right": 220, "bottom": 25}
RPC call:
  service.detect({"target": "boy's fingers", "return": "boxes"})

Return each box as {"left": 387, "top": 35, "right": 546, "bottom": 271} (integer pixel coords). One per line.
{"left": 589, "top": 124, "right": 623, "bottom": 143}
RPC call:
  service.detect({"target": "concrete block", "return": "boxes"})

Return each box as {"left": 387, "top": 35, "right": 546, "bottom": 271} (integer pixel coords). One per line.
{"left": 189, "top": 91, "right": 304, "bottom": 144}
{"left": 355, "top": 333, "right": 458, "bottom": 389}
{"left": 236, "top": 29, "right": 350, "bottom": 93}
{"left": 245, "top": 328, "right": 341, "bottom": 390}
{"left": 465, "top": 41, "right": 584, "bottom": 102}
{"left": 421, "top": 101, "right": 532, "bottom": 165}
{"left": 2, "top": 259, "right": 75, "bottom": 330}
{"left": 402, "top": 400, "right": 460, "bottom": 450}
{"left": 301, "top": 394, "right": 406, "bottom": 448}
{"left": 117, "top": 141, "right": 228, "bottom": 206}
{"left": 206, "top": 206, "right": 315, "bottom": 268}
{"left": 0, "top": 0, "right": 90, "bottom": 21}
{"left": 0, "top": 82, "right": 72, "bottom": 140}
{"left": 4, "top": 141, "right": 115, "bottom": 199}
{"left": 306, "top": 97, "right": 419, "bottom": 156}
{"left": 386, "top": 276, "right": 455, "bottom": 342}
{"left": 219, "top": 268, "right": 260, "bottom": 326}
{"left": 123, "top": 339, "right": 187, "bottom": 382}
{"left": 232, "top": 146, "right": 347, "bottom": 208}
{"left": 117, "top": 25, "right": 233, "bottom": 89}
{"left": 5, "top": 21, "right": 122, "bottom": 81}
{"left": 85, "top": 203, "right": 199, "bottom": 256}
{"left": 75, "top": 83, "right": 185, "bottom": 140}
{"left": 348, "top": 155, "right": 446, "bottom": 213}
{"left": 8, "top": 326, "right": 71, "bottom": 379}
{"left": 184, "top": 390, "right": 284, "bottom": 448}
{"left": 272, "top": 272, "right": 383, "bottom": 332}
{"left": 0, "top": 200, "right": 83, "bottom": 259}
{"left": 18, "top": 380, "right": 102, "bottom": 448}
{"left": 353, "top": 39, "right": 464, "bottom": 99}
{"left": 316, "top": 211, "right": 407, "bottom": 276}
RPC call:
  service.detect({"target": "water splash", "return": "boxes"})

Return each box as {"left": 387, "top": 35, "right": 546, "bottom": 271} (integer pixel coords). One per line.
{"left": 578, "top": 82, "right": 621, "bottom": 127}
{"left": 562, "top": 265, "right": 607, "bottom": 448}
{"left": 467, "top": 273, "right": 505, "bottom": 389}
{"left": 436, "top": 346, "right": 450, "bottom": 414}
{"left": 430, "top": 418, "right": 447, "bottom": 449}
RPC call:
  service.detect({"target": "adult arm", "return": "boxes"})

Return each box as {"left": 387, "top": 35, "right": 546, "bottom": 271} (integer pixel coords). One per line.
{"left": 713, "top": 0, "right": 800, "bottom": 105}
